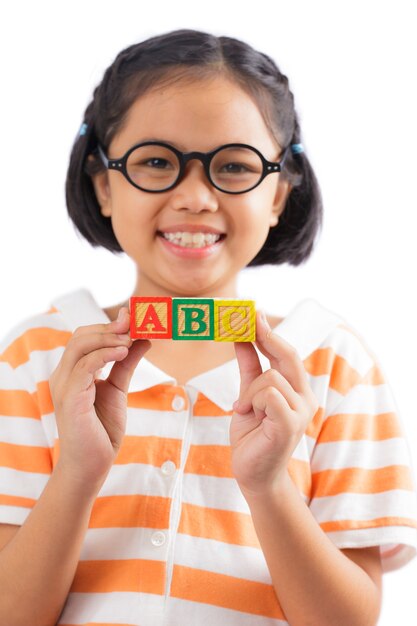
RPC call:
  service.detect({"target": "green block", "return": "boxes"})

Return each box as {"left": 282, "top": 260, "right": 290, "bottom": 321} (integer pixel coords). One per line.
{"left": 172, "top": 299, "right": 214, "bottom": 340}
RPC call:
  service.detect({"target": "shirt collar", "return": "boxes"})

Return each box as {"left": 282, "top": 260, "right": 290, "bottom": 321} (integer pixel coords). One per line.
{"left": 51, "top": 288, "right": 343, "bottom": 412}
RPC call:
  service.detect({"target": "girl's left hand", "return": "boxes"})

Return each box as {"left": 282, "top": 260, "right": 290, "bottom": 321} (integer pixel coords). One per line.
{"left": 230, "top": 310, "right": 319, "bottom": 499}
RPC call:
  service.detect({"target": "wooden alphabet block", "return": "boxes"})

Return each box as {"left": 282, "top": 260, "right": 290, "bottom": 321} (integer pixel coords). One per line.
{"left": 172, "top": 299, "right": 214, "bottom": 340}
{"left": 214, "top": 300, "right": 256, "bottom": 342}
{"left": 130, "top": 297, "right": 172, "bottom": 339}
{"left": 130, "top": 297, "right": 256, "bottom": 341}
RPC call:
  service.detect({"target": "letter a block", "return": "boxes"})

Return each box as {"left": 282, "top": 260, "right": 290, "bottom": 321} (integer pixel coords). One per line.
{"left": 130, "top": 297, "right": 172, "bottom": 339}
{"left": 130, "top": 297, "right": 256, "bottom": 341}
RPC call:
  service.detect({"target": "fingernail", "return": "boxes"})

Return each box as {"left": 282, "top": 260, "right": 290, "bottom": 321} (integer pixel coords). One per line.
{"left": 232, "top": 399, "right": 240, "bottom": 411}
{"left": 117, "top": 308, "right": 124, "bottom": 322}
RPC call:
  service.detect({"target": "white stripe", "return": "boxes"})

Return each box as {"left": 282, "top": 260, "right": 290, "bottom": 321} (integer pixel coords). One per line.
{"left": 307, "top": 373, "right": 332, "bottom": 405}
{"left": 182, "top": 473, "right": 250, "bottom": 513}
{"left": 310, "top": 489, "right": 417, "bottom": 522}
{"left": 174, "top": 533, "right": 270, "bottom": 583}
{"left": 14, "top": 346, "right": 65, "bottom": 389}
{"left": 60, "top": 591, "right": 289, "bottom": 626}
{"left": 322, "top": 326, "right": 375, "bottom": 375}
{"left": 0, "top": 466, "right": 49, "bottom": 498}
{"left": 98, "top": 462, "right": 178, "bottom": 498}
{"left": 0, "top": 311, "right": 69, "bottom": 353}
{"left": 325, "top": 382, "right": 399, "bottom": 418}
{"left": 59, "top": 591, "right": 165, "bottom": 625}
{"left": 80, "top": 527, "right": 170, "bottom": 561}
{"left": 311, "top": 438, "right": 411, "bottom": 471}
{"left": 325, "top": 525, "right": 417, "bottom": 550}
{"left": 0, "top": 416, "right": 50, "bottom": 446}
{"left": 191, "top": 415, "right": 231, "bottom": 445}
{"left": 0, "top": 505, "right": 28, "bottom": 525}
{"left": 166, "top": 596, "right": 288, "bottom": 626}
{"left": 125, "top": 407, "right": 189, "bottom": 438}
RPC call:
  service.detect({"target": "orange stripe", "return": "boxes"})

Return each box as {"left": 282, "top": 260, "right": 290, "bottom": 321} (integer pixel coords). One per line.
{"left": 71, "top": 559, "right": 165, "bottom": 594}
{"left": 0, "top": 493, "right": 36, "bottom": 508}
{"left": 317, "top": 412, "right": 403, "bottom": 442}
{"left": 320, "top": 516, "right": 417, "bottom": 532}
{"left": 128, "top": 385, "right": 188, "bottom": 411}
{"left": 89, "top": 494, "right": 171, "bottom": 529}
{"left": 0, "top": 327, "right": 71, "bottom": 368}
{"left": 312, "top": 465, "right": 413, "bottom": 497}
{"left": 287, "top": 458, "right": 312, "bottom": 497}
{"left": 194, "top": 393, "right": 232, "bottom": 416}
{"left": 185, "top": 444, "right": 232, "bottom": 477}
{"left": 305, "top": 348, "right": 363, "bottom": 395}
{"left": 305, "top": 406, "right": 325, "bottom": 440}
{"left": 171, "top": 565, "right": 284, "bottom": 619}
{"left": 0, "top": 389, "right": 40, "bottom": 418}
{"left": 0, "top": 441, "right": 52, "bottom": 473}
{"left": 115, "top": 435, "right": 182, "bottom": 467}
{"left": 35, "top": 380, "right": 54, "bottom": 416}
{"left": 178, "top": 502, "right": 260, "bottom": 547}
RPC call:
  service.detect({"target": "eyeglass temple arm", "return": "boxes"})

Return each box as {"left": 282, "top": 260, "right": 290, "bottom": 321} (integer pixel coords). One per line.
{"left": 97, "top": 144, "right": 109, "bottom": 168}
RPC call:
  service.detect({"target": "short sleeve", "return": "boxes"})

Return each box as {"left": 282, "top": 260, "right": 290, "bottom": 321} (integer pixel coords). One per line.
{"left": 308, "top": 326, "right": 417, "bottom": 572}
{"left": 0, "top": 324, "right": 56, "bottom": 526}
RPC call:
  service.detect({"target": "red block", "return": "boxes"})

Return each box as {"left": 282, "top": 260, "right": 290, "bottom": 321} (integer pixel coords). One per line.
{"left": 130, "top": 297, "right": 172, "bottom": 339}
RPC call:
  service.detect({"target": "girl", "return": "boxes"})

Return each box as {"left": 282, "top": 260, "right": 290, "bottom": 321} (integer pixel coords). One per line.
{"left": 0, "top": 29, "right": 416, "bottom": 626}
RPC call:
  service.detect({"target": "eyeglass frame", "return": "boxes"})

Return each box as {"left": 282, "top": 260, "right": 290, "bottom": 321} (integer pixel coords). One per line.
{"left": 96, "top": 141, "right": 289, "bottom": 195}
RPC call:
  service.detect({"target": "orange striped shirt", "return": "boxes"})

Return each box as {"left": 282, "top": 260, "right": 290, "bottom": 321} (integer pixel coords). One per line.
{"left": 1, "top": 289, "right": 416, "bottom": 626}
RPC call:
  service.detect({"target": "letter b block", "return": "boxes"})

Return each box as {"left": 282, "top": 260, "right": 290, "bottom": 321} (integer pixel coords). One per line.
{"left": 172, "top": 299, "right": 214, "bottom": 340}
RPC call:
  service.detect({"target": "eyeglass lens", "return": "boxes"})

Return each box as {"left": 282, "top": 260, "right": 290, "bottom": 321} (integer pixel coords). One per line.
{"left": 125, "top": 144, "right": 264, "bottom": 192}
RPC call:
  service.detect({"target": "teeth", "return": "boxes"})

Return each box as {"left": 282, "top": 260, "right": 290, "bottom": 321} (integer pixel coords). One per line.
{"left": 162, "top": 231, "right": 222, "bottom": 248}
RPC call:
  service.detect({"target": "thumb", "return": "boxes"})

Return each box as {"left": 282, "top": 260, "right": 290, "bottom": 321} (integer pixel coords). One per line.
{"left": 107, "top": 339, "right": 151, "bottom": 393}
{"left": 233, "top": 340, "right": 262, "bottom": 411}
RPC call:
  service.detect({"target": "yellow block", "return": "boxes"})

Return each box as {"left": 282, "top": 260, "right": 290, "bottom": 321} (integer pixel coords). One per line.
{"left": 214, "top": 300, "right": 256, "bottom": 342}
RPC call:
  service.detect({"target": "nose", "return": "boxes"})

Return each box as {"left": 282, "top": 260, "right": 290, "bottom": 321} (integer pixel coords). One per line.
{"left": 168, "top": 160, "right": 219, "bottom": 213}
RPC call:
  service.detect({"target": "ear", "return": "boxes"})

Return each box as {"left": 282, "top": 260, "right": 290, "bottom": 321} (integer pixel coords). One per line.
{"left": 269, "top": 178, "right": 292, "bottom": 228}
{"left": 88, "top": 156, "right": 112, "bottom": 217}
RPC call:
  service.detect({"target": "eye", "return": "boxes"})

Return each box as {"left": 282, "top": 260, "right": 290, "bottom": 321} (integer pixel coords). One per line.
{"left": 220, "top": 162, "right": 251, "bottom": 174}
{"left": 144, "top": 158, "right": 172, "bottom": 169}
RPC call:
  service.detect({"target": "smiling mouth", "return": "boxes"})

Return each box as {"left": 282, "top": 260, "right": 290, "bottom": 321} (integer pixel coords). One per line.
{"left": 158, "top": 231, "right": 226, "bottom": 248}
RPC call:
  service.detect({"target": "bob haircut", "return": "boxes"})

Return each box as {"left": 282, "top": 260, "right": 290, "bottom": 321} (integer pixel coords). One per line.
{"left": 66, "top": 29, "right": 322, "bottom": 266}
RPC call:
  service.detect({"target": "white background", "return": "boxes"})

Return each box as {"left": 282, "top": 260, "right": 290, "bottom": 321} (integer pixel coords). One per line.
{"left": 0, "top": 1, "right": 416, "bottom": 623}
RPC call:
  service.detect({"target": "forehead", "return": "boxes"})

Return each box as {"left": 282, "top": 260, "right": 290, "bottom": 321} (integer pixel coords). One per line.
{"left": 110, "top": 75, "right": 280, "bottom": 155}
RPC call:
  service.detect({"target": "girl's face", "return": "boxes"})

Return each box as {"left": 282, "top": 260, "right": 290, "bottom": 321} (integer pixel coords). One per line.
{"left": 92, "top": 75, "right": 291, "bottom": 297}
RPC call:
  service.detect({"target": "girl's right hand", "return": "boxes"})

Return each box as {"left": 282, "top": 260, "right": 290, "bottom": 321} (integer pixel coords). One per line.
{"left": 49, "top": 307, "right": 151, "bottom": 492}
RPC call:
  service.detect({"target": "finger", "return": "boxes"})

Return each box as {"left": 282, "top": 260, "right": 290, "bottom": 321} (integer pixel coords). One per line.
{"left": 251, "top": 385, "right": 291, "bottom": 423}
{"left": 235, "top": 367, "right": 300, "bottom": 415}
{"left": 107, "top": 339, "right": 151, "bottom": 394}
{"left": 71, "top": 345, "right": 130, "bottom": 392}
{"left": 255, "top": 310, "right": 310, "bottom": 394}
{"left": 58, "top": 331, "right": 132, "bottom": 379}
{"left": 234, "top": 341, "right": 263, "bottom": 401}
{"left": 72, "top": 307, "right": 130, "bottom": 337}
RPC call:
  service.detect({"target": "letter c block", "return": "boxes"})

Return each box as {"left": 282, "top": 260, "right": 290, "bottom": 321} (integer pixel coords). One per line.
{"left": 130, "top": 297, "right": 172, "bottom": 339}
{"left": 214, "top": 300, "right": 256, "bottom": 342}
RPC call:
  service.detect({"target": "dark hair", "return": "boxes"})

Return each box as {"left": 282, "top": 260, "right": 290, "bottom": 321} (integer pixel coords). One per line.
{"left": 66, "top": 29, "right": 322, "bottom": 266}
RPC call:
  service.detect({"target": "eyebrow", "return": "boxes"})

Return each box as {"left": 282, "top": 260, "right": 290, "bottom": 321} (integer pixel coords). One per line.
{"left": 130, "top": 137, "right": 188, "bottom": 151}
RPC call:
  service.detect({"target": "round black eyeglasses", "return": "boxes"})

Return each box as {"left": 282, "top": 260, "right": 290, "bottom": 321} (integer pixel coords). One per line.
{"left": 96, "top": 141, "right": 289, "bottom": 195}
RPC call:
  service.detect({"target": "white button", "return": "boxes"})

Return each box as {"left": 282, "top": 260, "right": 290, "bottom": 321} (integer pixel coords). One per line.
{"left": 151, "top": 531, "right": 166, "bottom": 547}
{"left": 161, "top": 460, "right": 176, "bottom": 476}
{"left": 172, "top": 395, "right": 185, "bottom": 411}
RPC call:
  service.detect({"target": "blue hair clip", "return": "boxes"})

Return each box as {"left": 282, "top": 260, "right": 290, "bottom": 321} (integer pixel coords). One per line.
{"left": 79, "top": 122, "right": 88, "bottom": 137}
{"left": 290, "top": 143, "right": 304, "bottom": 155}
